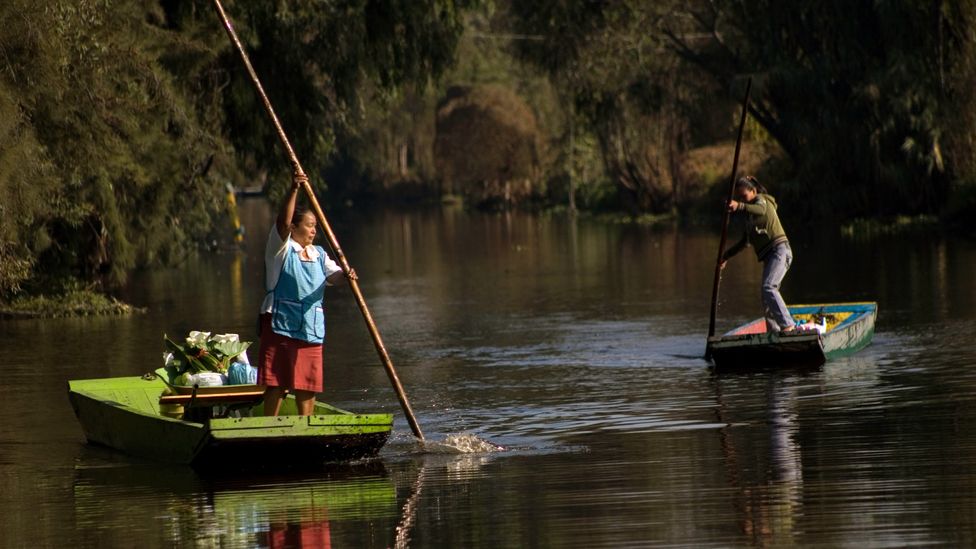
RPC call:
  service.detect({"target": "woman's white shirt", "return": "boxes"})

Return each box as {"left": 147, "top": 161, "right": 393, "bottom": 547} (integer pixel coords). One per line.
{"left": 260, "top": 225, "right": 342, "bottom": 313}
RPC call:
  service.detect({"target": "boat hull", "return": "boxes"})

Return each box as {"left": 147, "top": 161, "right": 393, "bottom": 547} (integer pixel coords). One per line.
{"left": 707, "top": 302, "right": 877, "bottom": 370}
{"left": 707, "top": 332, "right": 825, "bottom": 369}
{"left": 68, "top": 388, "right": 206, "bottom": 464}
{"left": 194, "top": 432, "right": 391, "bottom": 468}
{"left": 68, "top": 375, "right": 393, "bottom": 468}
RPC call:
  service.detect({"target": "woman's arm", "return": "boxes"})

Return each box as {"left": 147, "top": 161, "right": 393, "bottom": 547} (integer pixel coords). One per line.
{"left": 722, "top": 234, "right": 748, "bottom": 265}
{"left": 737, "top": 196, "right": 768, "bottom": 216}
{"left": 276, "top": 172, "right": 305, "bottom": 239}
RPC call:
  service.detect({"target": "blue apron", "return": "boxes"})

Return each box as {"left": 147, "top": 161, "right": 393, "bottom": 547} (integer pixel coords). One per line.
{"left": 268, "top": 245, "right": 328, "bottom": 343}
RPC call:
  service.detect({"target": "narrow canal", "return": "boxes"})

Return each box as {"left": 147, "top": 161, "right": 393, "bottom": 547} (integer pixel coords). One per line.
{"left": 2, "top": 199, "right": 976, "bottom": 547}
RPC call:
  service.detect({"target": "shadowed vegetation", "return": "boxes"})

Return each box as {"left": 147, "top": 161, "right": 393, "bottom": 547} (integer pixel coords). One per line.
{"left": 2, "top": 0, "right": 975, "bottom": 307}
{"left": 0, "top": 0, "right": 471, "bottom": 303}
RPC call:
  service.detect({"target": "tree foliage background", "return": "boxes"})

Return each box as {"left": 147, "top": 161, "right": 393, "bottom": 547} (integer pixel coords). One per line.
{"left": 666, "top": 0, "right": 976, "bottom": 220}
{"left": 2, "top": 0, "right": 976, "bottom": 300}
{"left": 0, "top": 0, "right": 469, "bottom": 299}
{"left": 502, "top": 0, "right": 976, "bottom": 220}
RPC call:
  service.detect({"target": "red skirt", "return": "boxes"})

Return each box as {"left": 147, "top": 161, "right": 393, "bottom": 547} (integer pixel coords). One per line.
{"left": 257, "top": 313, "right": 324, "bottom": 392}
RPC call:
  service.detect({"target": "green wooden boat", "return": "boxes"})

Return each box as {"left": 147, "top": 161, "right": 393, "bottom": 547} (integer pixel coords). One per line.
{"left": 67, "top": 374, "right": 393, "bottom": 468}
{"left": 707, "top": 302, "right": 877, "bottom": 369}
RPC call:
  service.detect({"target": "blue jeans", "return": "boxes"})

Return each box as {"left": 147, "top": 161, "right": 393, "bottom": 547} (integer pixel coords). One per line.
{"left": 762, "top": 243, "right": 794, "bottom": 332}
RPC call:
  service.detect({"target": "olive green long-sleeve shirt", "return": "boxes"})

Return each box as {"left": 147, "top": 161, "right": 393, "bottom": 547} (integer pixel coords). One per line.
{"left": 723, "top": 193, "right": 789, "bottom": 262}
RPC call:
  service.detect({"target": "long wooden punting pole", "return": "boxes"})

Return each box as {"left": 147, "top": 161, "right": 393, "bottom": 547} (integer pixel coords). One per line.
{"left": 211, "top": 0, "right": 425, "bottom": 440}
{"left": 706, "top": 77, "right": 752, "bottom": 360}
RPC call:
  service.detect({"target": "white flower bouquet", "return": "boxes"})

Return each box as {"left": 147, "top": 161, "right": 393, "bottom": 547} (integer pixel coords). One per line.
{"left": 163, "top": 331, "right": 252, "bottom": 386}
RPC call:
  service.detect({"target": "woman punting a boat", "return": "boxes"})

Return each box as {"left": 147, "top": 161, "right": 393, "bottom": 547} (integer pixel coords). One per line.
{"left": 719, "top": 175, "right": 796, "bottom": 333}
{"left": 258, "top": 171, "right": 355, "bottom": 416}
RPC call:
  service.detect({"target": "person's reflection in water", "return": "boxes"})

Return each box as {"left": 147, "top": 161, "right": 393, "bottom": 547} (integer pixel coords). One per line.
{"left": 266, "top": 509, "right": 331, "bottom": 549}
{"left": 757, "top": 376, "right": 804, "bottom": 542}
{"left": 768, "top": 377, "right": 803, "bottom": 487}
{"left": 715, "top": 374, "right": 804, "bottom": 546}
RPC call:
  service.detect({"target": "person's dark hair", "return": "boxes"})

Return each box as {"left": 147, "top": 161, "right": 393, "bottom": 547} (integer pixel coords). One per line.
{"left": 735, "top": 175, "right": 768, "bottom": 194}
{"left": 290, "top": 206, "right": 313, "bottom": 226}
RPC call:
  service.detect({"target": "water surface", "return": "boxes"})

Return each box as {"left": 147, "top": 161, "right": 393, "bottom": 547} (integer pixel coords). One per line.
{"left": 2, "top": 202, "right": 976, "bottom": 547}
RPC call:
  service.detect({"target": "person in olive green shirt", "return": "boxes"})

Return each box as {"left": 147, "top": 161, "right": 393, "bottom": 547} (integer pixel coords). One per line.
{"left": 720, "top": 175, "right": 796, "bottom": 332}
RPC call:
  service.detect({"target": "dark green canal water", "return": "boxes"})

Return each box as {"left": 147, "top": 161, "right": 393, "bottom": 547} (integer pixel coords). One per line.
{"left": 2, "top": 199, "right": 976, "bottom": 547}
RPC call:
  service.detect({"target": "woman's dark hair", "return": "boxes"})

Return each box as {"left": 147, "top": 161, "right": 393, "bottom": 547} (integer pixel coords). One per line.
{"left": 290, "top": 206, "right": 313, "bottom": 226}
{"left": 735, "top": 175, "right": 768, "bottom": 194}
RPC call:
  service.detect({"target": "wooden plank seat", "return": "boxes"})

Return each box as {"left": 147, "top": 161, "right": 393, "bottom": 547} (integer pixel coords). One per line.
{"left": 159, "top": 388, "right": 266, "bottom": 407}
{"left": 159, "top": 386, "right": 275, "bottom": 421}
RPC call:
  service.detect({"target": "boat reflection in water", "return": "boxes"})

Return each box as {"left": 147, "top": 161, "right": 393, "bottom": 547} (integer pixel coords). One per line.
{"left": 72, "top": 459, "right": 399, "bottom": 547}
{"left": 71, "top": 437, "right": 501, "bottom": 547}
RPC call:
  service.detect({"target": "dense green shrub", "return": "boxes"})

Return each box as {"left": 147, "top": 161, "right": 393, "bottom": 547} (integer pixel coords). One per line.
{"left": 0, "top": 0, "right": 471, "bottom": 299}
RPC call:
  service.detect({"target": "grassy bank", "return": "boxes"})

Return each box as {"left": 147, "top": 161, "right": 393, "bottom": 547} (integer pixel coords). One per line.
{"left": 0, "top": 290, "right": 144, "bottom": 319}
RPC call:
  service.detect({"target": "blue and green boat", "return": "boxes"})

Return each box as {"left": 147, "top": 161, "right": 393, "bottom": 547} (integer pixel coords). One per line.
{"left": 707, "top": 302, "right": 878, "bottom": 369}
